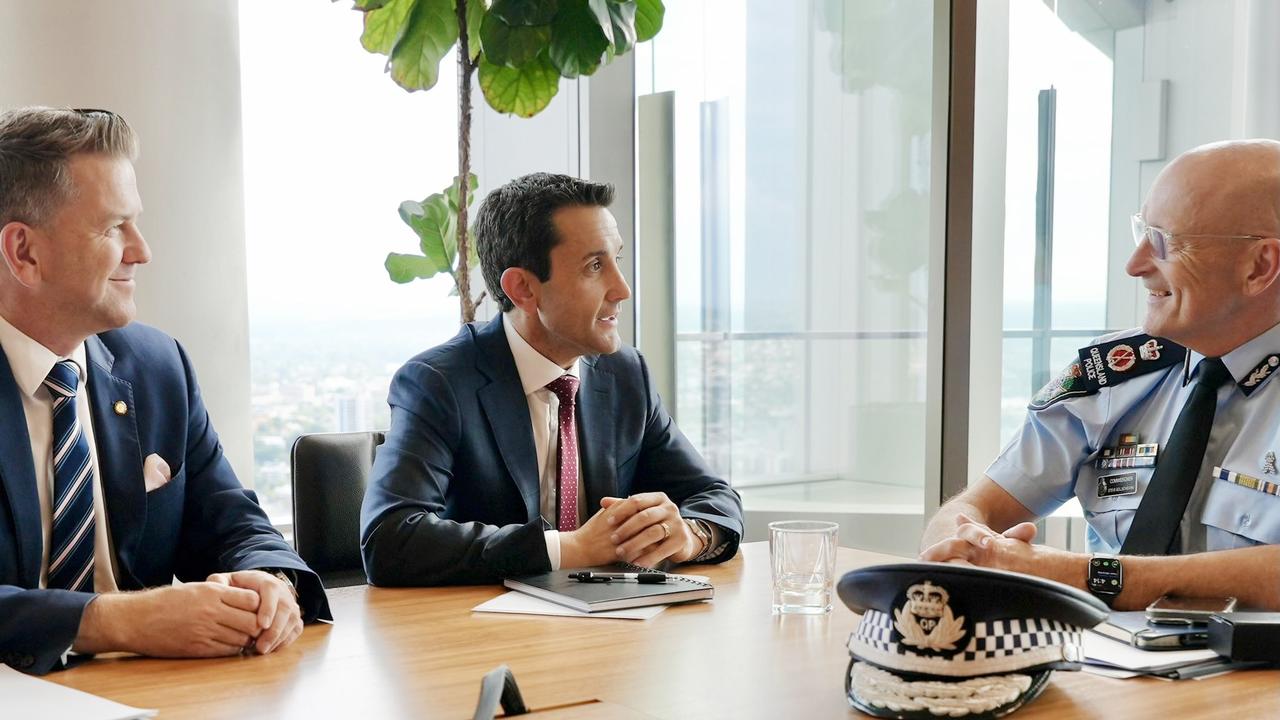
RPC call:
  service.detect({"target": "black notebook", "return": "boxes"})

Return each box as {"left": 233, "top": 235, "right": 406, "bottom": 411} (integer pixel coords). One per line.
{"left": 503, "top": 563, "right": 714, "bottom": 613}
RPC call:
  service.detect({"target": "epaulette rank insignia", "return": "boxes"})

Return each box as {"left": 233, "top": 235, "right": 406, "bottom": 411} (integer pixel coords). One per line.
{"left": 1029, "top": 335, "right": 1186, "bottom": 410}
{"left": 1237, "top": 353, "right": 1280, "bottom": 396}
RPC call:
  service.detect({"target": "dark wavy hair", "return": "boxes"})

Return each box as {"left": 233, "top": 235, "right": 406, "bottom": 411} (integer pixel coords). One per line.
{"left": 475, "top": 172, "right": 614, "bottom": 312}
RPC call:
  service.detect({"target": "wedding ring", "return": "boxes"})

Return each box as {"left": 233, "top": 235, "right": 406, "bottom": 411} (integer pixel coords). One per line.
{"left": 660, "top": 522, "right": 670, "bottom": 540}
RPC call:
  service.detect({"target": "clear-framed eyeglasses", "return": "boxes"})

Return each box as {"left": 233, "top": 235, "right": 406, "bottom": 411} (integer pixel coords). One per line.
{"left": 1131, "top": 213, "right": 1266, "bottom": 261}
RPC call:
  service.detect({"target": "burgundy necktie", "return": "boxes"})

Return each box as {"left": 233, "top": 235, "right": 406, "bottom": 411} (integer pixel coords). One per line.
{"left": 545, "top": 375, "right": 581, "bottom": 531}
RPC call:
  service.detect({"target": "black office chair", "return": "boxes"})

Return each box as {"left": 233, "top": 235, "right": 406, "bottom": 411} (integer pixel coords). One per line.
{"left": 290, "top": 430, "right": 385, "bottom": 588}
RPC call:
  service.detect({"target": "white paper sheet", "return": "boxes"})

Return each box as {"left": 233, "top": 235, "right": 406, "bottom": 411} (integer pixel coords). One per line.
{"left": 1080, "top": 664, "right": 1144, "bottom": 679}
{"left": 0, "top": 664, "right": 155, "bottom": 719}
{"left": 472, "top": 590, "right": 667, "bottom": 620}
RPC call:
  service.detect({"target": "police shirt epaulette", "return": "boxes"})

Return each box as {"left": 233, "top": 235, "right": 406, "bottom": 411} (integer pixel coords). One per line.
{"left": 1028, "top": 334, "right": 1186, "bottom": 410}
{"left": 1238, "top": 352, "right": 1280, "bottom": 396}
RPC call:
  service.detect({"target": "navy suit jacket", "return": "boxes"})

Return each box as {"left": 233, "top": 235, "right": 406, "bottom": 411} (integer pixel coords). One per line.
{"left": 361, "top": 316, "right": 743, "bottom": 586}
{"left": 0, "top": 323, "right": 330, "bottom": 675}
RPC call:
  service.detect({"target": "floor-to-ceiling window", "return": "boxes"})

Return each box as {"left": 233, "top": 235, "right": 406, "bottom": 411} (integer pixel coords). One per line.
{"left": 239, "top": 2, "right": 463, "bottom": 522}
{"left": 636, "top": 0, "right": 945, "bottom": 552}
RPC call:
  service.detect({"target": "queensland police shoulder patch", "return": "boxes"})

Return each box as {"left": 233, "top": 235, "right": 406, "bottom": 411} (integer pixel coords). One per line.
{"left": 1029, "top": 360, "right": 1091, "bottom": 410}
{"left": 1030, "top": 334, "right": 1186, "bottom": 410}
{"left": 1076, "top": 334, "right": 1185, "bottom": 394}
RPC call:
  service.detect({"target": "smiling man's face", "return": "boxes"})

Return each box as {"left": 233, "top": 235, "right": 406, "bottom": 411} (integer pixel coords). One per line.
{"left": 32, "top": 153, "right": 150, "bottom": 339}
{"left": 527, "top": 205, "right": 630, "bottom": 366}
{"left": 1125, "top": 142, "right": 1280, "bottom": 352}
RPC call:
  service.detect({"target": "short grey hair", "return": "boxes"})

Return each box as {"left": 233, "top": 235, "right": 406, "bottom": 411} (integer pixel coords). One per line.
{"left": 0, "top": 107, "right": 139, "bottom": 227}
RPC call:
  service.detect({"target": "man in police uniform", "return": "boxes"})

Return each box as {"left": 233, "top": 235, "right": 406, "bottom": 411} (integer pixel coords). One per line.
{"left": 921, "top": 139, "right": 1280, "bottom": 612}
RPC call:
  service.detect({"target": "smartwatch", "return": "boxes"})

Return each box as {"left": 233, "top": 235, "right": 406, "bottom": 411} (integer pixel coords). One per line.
{"left": 1087, "top": 554, "right": 1123, "bottom": 606}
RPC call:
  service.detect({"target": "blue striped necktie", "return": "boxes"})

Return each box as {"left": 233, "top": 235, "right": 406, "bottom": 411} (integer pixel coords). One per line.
{"left": 44, "top": 360, "right": 96, "bottom": 593}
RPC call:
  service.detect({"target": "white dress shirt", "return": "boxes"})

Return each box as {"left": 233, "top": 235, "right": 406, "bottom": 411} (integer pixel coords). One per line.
{"left": 0, "top": 313, "right": 119, "bottom": 593}
{"left": 502, "top": 315, "right": 585, "bottom": 570}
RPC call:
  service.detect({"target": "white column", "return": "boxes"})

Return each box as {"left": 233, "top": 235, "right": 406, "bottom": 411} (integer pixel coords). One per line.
{"left": 0, "top": 1, "right": 254, "bottom": 483}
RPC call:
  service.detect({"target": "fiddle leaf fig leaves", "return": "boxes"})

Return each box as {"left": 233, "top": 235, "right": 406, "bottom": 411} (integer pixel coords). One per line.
{"left": 388, "top": 0, "right": 458, "bottom": 91}
{"left": 398, "top": 195, "right": 455, "bottom": 273}
{"left": 348, "top": 0, "right": 662, "bottom": 106}
{"left": 634, "top": 0, "right": 663, "bottom": 42}
{"left": 465, "top": 0, "right": 485, "bottom": 60}
{"left": 606, "top": 1, "right": 638, "bottom": 55}
{"left": 444, "top": 173, "right": 479, "bottom": 211}
{"left": 388, "top": 176, "right": 486, "bottom": 285}
{"left": 548, "top": 0, "right": 611, "bottom": 78}
{"left": 478, "top": 54, "right": 560, "bottom": 117}
{"left": 385, "top": 253, "right": 443, "bottom": 283}
{"left": 481, "top": 12, "right": 551, "bottom": 68}
{"left": 491, "top": 0, "right": 559, "bottom": 26}
{"left": 360, "top": 0, "right": 414, "bottom": 55}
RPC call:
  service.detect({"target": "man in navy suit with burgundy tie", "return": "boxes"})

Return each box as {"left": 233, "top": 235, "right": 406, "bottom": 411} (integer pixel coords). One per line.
{"left": 361, "top": 173, "right": 743, "bottom": 585}
{"left": 0, "top": 107, "right": 329, "bottom": 675}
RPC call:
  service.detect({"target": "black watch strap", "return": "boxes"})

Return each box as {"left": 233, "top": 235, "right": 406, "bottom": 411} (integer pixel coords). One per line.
{"left": 1087, "top": 554, "right": 1123, "bottom": 607}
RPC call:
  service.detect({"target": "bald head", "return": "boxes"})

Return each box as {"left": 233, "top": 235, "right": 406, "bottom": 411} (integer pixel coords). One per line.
{"left": 1145, "top": 139, "right": 1280, "bottom": 240}
{"left": 1130, "top": 139, "right": 1280, "bottom": 356}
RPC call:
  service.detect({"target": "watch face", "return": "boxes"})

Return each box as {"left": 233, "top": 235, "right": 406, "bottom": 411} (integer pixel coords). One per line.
{"left": 1089, "top": 557, "right": 1122, "bottom": 595}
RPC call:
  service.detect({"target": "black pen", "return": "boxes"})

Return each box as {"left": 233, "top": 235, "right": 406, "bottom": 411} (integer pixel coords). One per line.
{"left": 569, "top": 571, "right": 668, "bottom": 584}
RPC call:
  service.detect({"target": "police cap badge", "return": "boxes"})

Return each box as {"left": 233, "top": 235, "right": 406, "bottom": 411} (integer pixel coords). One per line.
{"left": 838, "top": 563, "right": 1108, "bottom": 719}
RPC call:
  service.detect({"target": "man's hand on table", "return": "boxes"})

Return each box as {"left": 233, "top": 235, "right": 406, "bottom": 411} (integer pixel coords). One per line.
{"left": 72, "top": 570, "right": 303, "bottom": 659}
{"left": 560, "top": 492, "right": 704, "bottom": 569}
{"left": 559, "top": 503, "right": 627, "bottom": 567}
{"left": 602, "top": 492, "right": 701, "bottom": 567}
{"left": 920, "top": 513, "right": 1079, "bottom": 585}
{"left": 73, "top": 580, "right": 263, "bottom": 658}
{"left": 209, "top": 570, "right": 304, "bottom": 654}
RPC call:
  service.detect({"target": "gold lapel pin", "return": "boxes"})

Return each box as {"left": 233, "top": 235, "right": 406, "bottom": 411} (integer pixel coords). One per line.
{"left": 113, "top": 400, "right": 128, "bottom": 416}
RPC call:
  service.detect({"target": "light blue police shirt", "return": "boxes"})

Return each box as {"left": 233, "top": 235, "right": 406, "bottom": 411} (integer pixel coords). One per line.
{"left": 987, "top": 321, "right": 1280, "bottom": 554}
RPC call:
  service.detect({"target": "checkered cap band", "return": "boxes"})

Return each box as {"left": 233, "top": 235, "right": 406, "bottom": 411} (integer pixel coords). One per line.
{"left": 849, "top": 610, "right": 1084, "bottom": 678}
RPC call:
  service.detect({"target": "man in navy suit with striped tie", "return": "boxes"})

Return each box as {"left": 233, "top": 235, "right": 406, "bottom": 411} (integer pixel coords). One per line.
{"left": 0, "top": 107, "right": 329, "bottom": 675}
{"left": 361, "top": 173, "right": 743, "bottom": 586}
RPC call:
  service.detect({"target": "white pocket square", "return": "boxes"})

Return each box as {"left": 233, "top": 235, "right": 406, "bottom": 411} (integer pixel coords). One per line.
{"left": 143, "top": 453, "right": 172, "bottom": 493}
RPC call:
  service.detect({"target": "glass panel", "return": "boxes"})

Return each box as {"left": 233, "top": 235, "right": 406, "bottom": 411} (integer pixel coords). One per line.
{"left": 239, "top": 2, "right": 461, "bottom": 522}
{"left": 1000, "top": 337, "right": 1033, "bottom": 446}
{"left": 640, "top": 0, "right": 940, "bottom": 530}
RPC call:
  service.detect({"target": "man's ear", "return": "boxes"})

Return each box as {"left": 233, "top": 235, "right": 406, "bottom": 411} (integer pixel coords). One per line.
{"left": 1244, "top": 236, "right": 1280, "bottom": 297}
{"left": 0, "top": 221, "right": 40, "bottom": 288}
{"left": 500, "top": 267, "right": 539, "bottom": 313}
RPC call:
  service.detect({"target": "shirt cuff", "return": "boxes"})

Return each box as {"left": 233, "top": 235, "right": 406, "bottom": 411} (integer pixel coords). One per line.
{"left": 544, "top": 530, "right": 562, "bottom": 570}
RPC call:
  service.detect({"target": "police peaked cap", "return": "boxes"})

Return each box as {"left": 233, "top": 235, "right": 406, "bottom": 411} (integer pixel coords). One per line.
{"left": 838, "top": 562, "right": 1109, "bottom": 719}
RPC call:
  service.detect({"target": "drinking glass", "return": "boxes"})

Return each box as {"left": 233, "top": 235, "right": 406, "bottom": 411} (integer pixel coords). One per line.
{"left": 769, "top": 520, "right": 839, "bottom": 614}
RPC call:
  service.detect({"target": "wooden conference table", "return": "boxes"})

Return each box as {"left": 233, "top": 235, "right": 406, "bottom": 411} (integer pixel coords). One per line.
{"left": 50, "top": 542, "right": 1280, "bottom": 719}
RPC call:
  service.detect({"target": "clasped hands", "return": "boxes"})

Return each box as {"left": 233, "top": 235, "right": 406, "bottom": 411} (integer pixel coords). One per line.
{"left": 560, "top": 491, "right": 702, "bottom": 568}
{"left": 75, "top": 569, "right": 303, "bottom": 659}
{"left": 920, "top": 513, "right": 1054, "bottom": 575}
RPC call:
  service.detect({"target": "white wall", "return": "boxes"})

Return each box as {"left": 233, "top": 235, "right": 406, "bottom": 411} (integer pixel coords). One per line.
{"left": 0, "top": 1, "right": 254, "bottom": 482}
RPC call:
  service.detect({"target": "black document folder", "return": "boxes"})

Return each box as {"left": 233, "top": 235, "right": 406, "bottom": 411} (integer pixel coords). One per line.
{"left": 503, "top": 564, "right": 714, "bottom": 613}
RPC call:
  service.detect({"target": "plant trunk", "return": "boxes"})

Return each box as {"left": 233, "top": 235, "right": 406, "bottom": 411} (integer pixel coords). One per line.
{"left": 455, "top": 0, "right": 477, "bottom": 323}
